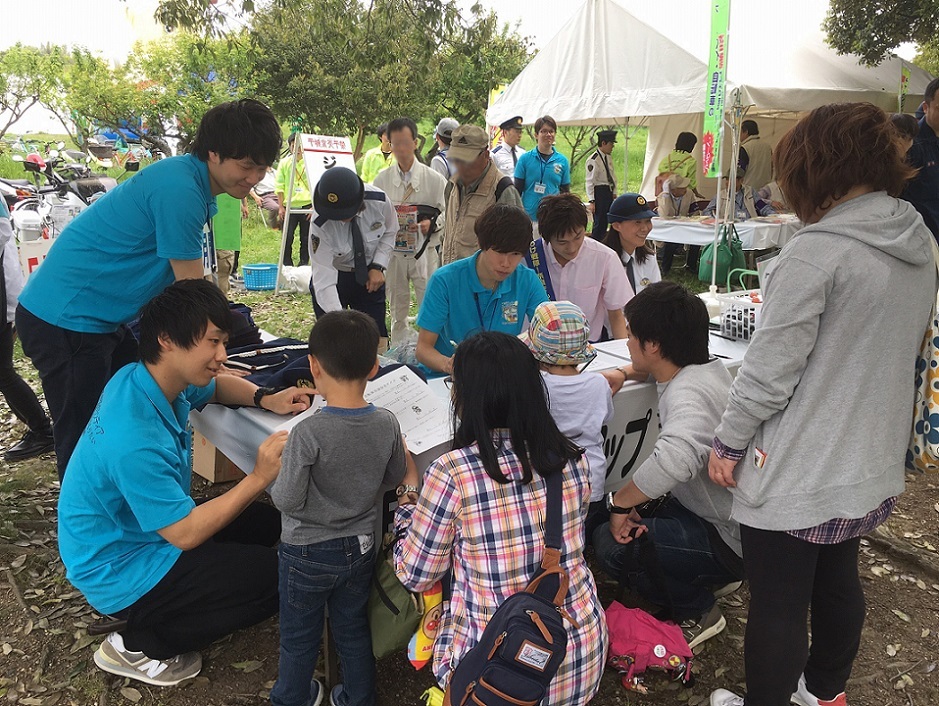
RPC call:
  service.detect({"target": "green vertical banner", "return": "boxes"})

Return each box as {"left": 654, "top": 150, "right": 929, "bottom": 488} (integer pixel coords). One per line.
{"left": 899, "top": 65, "right": 911, "bottom": 112}
{"left": 702, "top": 0, "right": 731, "bottom": 178}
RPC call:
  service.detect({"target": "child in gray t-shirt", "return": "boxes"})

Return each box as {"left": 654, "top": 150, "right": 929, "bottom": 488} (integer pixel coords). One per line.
{"left": 269, "top": 310, "right": 412, "bottom": 706}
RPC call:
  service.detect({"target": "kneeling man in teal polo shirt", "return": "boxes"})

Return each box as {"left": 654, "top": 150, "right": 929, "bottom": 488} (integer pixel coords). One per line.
{"left": 58, "top": 280, "right": 313, "bottom": 687}
{"left": 415, "top": 203, "right": 548, "bottom": 374}
{"left": 16, "top": 99, "right": 282, "bottom": 481}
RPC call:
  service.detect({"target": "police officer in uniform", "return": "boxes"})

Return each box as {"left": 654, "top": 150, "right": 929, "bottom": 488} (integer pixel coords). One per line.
{"left": 586, "top": 129, "right": 617, "bottom": 240}
{"left": 491, "top": 116, "right": 527, "bottom": 176}
{"left": 308, "top": 166, "right": 398, "bottom": 350}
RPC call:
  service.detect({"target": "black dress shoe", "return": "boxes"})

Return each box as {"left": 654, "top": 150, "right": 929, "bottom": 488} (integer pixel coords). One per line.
{"left": 3, "top": 430, "right": 55, "bottom": 462}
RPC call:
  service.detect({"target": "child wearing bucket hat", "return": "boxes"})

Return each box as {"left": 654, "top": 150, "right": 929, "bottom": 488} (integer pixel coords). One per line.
{"left": 523, "top": 300, "right": 620, "bottom": 539}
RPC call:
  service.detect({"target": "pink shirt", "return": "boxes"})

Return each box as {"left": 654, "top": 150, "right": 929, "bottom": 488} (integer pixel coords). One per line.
{"left": 543, "top": 236, "right": 633, "bottom": 341}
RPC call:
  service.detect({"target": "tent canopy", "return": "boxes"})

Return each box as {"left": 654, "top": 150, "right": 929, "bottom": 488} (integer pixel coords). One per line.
{"left": 486, "top": 0, "right": 707, "bottom": 127}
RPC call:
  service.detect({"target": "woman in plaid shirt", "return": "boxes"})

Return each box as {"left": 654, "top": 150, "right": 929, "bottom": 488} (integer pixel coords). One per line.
{"left": 393, "top": 332, "right": 608, "bottom": 705}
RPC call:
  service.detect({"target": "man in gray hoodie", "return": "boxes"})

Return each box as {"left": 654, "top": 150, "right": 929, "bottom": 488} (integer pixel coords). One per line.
{"left": 595, "top": 282, "right": 743, "bottom": 650}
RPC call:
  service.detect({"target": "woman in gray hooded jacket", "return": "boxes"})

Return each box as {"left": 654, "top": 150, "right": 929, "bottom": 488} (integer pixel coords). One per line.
{"left": 707, "top": 103, "right": 937, "bottom": 706}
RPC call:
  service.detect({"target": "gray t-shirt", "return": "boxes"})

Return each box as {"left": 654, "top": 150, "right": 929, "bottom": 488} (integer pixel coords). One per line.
{"left": 270, "top": 404, "right": 407, "bottom": 545}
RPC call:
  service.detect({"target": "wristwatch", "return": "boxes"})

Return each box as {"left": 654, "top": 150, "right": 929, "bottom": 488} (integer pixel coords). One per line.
{"left": 606, "top": 491, "right": 634, "bottom": 515}
{"left": 254, "top": 386, "right": 276, "bottom": 410}
{"left": 367, "top": 263, "right": 386, "bottom": 273}
{"left": 396, "top": 484, "right": 419, "bottom": 497}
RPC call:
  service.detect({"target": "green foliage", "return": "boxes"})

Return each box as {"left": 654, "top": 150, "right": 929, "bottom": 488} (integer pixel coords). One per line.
{"left": 428, "top": 4, "right": 533, "bottom": 124}
{"left": 251, "top": 0, "right": 440, "bottom": 160}
{"left": 914, "top": 40, "right": 939, "bottom": 77}
{"left": 824, "top": 0, "right": 939, "bottom": 66}
{"left": 0, "top": 45, "right": 65, "bottom": 141}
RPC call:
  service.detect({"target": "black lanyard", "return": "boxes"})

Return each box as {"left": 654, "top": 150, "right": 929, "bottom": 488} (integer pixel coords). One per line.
{"left": 537, "top": 150, "right": 554, "bottom": 184}
{"left": 474, "top": 292, "right": 498, "bottom": 330}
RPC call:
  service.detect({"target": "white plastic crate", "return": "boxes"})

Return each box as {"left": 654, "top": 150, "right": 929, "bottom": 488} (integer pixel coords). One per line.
{"left": 718, "top": 290, "right": 763, "bottom": 341}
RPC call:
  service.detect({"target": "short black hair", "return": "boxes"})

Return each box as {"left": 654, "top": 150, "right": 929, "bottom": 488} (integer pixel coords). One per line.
{"left": 926, "top": 77, "right": 939, "bottom": 104}
{"left": 624, "top": 281, "right": 709, "bottom": 367}
{"left": 741, "top": 119, "right": 759, "bottom": 135}
{"left": 536, "top": 193, "right": 588, "bottom": 242}
{"left": 308, "top": 310, "right": 379, "bottom": 381}
{"left": 387, "top": 117, "right": 418, "bottom": 140}
{"left": 138, "top": 280, "right": 232, "bottom": 364}
{"left": 475, "top": 204, "right": 534, "bottom": 253}
{"left": 376, "top": 122, "right": 389, "bottom": 139}
{"left": 190, "top": 98, "right": 281, "bottom": 166}
{"left": 675, "top": 132, "right": 697, "bottom": 153}
{"left": 891, "top": 112, "right": 920, "bottom": 141}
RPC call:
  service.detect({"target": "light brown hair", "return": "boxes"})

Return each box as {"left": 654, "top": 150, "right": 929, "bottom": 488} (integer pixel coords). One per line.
{"left": 773, "top": 102, "right": 915, "bottom": 222}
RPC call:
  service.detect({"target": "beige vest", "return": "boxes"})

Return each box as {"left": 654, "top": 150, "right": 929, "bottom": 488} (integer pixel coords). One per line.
{"left": 441, "top": 165, "right": 503, "bottom": 265}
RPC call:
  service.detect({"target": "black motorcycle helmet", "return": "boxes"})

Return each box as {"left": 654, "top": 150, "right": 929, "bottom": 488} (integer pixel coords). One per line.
{"left": 313, "top": 166, "right": 365, "bottom": 221}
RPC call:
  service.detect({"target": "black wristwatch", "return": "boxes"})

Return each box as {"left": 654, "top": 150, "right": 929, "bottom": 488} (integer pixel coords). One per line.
{"left": 606, "top": 491, "right": 634, "bottom": 515}
{"left": 254, "top": 386, "right": 276, "bottom": 410}
{"left": 367, "top": 263, "right": 386, "bottom": 273}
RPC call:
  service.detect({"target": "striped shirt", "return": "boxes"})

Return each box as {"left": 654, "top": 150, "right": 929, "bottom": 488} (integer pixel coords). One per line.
{"left": 393, "top": 431, "right": 608, "bottom": 704}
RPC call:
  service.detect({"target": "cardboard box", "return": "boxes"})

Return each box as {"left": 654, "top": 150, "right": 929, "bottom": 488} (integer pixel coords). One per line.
{"left": 192, "top": 429, "right": 246, "bottom": 484}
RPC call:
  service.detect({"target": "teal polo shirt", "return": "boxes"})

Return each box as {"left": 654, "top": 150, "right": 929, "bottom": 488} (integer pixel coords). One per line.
{"left": 18, "top": 154, "right": 217, "bottom": 333}
{"left": 514, "top": 148, "right": 571, "bottom": 220}
{"left": 416, "top": 252, "right": 549, "bottom": 358}
{"left": 57, "top": 362, "right": 216, "bottom": 615}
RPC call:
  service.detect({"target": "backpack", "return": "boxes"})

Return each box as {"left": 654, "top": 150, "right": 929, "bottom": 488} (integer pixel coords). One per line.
{"left": 605, "top": 602, "right": 694, "bottom": 694}
{"left": 444, "top": 471, "right": 572, "bottom": 706}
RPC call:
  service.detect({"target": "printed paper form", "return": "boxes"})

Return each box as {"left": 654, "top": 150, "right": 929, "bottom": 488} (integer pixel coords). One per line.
{"left": 274, "top": 367, "right": 451, "bottom": 452}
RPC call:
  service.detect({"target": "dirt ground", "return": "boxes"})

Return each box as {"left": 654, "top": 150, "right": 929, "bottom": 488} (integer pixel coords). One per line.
{"left": 0, "top": 377, "right": 937, "bottom": 706}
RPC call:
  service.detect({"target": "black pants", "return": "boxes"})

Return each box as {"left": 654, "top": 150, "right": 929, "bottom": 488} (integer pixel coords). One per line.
{"left": 15, "top": 305, "right": 138, "bottom": 479}
{"left": 591, "top": 185, "right": 614, "bottom": 240}
{"left": 661, "top": 243, "right": 701, "bottom": 273}
{"left": 310, "top": 271, "right": 388, "bottom": 337}
{"left": 741, "top": 525, "right": 865, "bottom": 706}
{"left": 116, "top": 502, "right": 281, "bottom": 660}
{"left": 283, "top": 204, "right": 311, "bottom": 267}
{"left": 0, "top": 322, "right": 50, "bottom": 434}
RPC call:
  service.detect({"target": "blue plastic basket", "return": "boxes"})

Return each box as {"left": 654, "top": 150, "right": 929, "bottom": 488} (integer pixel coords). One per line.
{"left": 242, "top": 263, "right": 278, "bottom": 291}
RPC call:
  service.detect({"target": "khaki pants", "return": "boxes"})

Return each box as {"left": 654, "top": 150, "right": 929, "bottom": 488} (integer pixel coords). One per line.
{"left": 386, "top": 251, "right": 427, "bottom": 347}
{"left": 216, "top": 250, "right": 236, "bottom": 296}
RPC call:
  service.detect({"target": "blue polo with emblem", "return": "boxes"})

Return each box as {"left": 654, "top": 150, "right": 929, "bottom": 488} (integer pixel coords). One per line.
{"left": 416, "top": 251, "right": 548, "bottom": 358}
{"left": 514, "top": 147, "right": 571, "bottom": 220}
{"left": 18, "top": 154, "right": 216, "bottom": 333}
{"left": 57, "top": 362, "right": 215, "bottom": 615}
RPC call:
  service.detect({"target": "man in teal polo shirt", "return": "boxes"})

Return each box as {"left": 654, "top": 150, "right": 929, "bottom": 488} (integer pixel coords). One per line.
{"left": 15, "top": 99, "right": 282, "bottom": 479}
{"left": 59, "top": 280, "right": 313, "bottom": 687}
{"left": 416, "top": 203, "right": 548, "bottom": 374}
{"left": 514, "top": 115, "right": 571, "bottom": 221}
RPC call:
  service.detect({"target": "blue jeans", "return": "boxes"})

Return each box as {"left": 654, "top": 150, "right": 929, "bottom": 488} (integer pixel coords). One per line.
{"left": 270, "top": 537, "right": 376, "bottom": 706}
{"left": 592, "top": 497, "right": 741, "bottom": 621}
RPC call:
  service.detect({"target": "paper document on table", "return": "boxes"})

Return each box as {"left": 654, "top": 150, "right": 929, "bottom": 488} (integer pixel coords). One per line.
{"left": 583, "top": 349, "right": 631, "bottom": 373}
{"left": 275, "top": 396, "right": 327, "bottom": 432}
{"left": 365, "top": 368, "right": 451, "bottom": 452}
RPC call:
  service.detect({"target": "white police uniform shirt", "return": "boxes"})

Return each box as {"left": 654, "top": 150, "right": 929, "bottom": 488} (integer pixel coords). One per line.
{"left": 620, "top": 249, "right": 662, "bottom": 295}
{"left": 430, "top": 150, "right": 452, "bottom": 181}
{"left": 491, "top": 142, "right": 527, "bottom": 177}
{"left": 585, "top": 150, "right": 616, "bottom": 201}
{"left": 309, "top": 183, "right": 398, "bottom": 311}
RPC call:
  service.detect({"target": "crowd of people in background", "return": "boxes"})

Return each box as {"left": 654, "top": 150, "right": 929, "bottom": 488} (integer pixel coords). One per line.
{"left": 0, "top": 82, "right": 937, "bottom": 706}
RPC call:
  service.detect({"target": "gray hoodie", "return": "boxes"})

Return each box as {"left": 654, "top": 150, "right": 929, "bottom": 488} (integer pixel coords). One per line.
{"left": 715, "top": 192, "right": 936, "bottom": 531}
{"left": 632, "top": 359, "right": 741, "bottom": 557}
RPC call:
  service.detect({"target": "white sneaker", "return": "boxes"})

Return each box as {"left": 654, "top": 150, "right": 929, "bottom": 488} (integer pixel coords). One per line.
{"left": 791, "top": 673, "right": 848, "bottom": 706}
{"left": 93, "top": 632, "right": 202, "bottom": 687}
{"left": 711, "top": 688, "right": 745, "bottom": 706}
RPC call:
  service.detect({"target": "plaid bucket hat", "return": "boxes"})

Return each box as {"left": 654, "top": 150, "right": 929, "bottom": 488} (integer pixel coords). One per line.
{"left": 521, "top": 301, "right": 597, "bottom": 366}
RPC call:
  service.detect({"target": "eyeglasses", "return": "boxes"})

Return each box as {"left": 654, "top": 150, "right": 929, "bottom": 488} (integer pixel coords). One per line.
{"left": 443, "top": 376, "right": 454, "bottom": 389}
{"left": 538, "top": 130, "right": 556, "bottom": 136}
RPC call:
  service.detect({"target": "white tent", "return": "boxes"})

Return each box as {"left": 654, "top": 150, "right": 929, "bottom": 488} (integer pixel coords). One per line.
{"left": 485, "top": 0, "right": 707, "bottom": 127}
{"left": 487, "top": 0, "right": 935, "bottom": 198}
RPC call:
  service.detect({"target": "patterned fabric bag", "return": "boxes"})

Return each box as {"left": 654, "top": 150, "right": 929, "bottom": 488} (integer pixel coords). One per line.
{"left": 907, "top": 239, "right": 939, "bottom": 473}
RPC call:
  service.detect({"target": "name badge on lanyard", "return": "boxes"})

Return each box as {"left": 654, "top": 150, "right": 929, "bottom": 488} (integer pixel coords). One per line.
{"left": 534, "top": 183, "right": 546, "bottom": 194}
{"left": 202, "top": 222, "right": 217, "bottom": 277}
